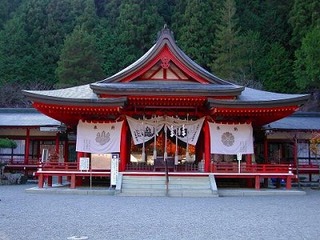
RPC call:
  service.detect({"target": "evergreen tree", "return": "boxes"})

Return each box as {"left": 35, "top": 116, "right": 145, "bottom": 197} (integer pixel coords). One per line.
{"left": 234, "top": 30, "right": 264, "bottom": 87}
{"left": 236, "top": 0, "right": 292, "bottom": 48}
{"left": 0, "top": 0, "right": 22, "bottom": 29}
{"left": 211, "top": 0, "right": 240, "bottom": 80}
{"left": 114, "top": 0, "right": 164, "bottom": 69}
{"left": 71, "top": 0, "right": 99, "bottom": 33}
{"left": 289, "top": 0, "right": 320, "bottom": 48}
{"left": 102, "top": 0, "right": 121, "bottom": 28}
{"left": 55, "top": 25, "right": 105, "bottom": 88}
{"left": 95, "top": 23, "right": 120, "bottom": 76}
{"left": 21, "top": 0, "right": 77, "bottom": 86}
{"left": 260, "top": 42, "right": 297, "bottom": 93}
{"left": 0, "top": 14, "right": 32, "bottom": 85}
{"left": 174, "top": 0, "right": 219, "bottom": 69}
{"left": 293, "top": 27, "right": 320, "bottom": 91}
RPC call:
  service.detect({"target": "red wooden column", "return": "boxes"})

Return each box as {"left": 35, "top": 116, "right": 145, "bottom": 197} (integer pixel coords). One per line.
{"left": 255, "top": 175, "right": 261, "bottom": 190}
{"left": 77, "top": 152, "right": 84, "bottom": 165}
{"left": 120, "top": 121, "right": 128, "bottom": 172}
{"left": 55, "top": 132, "right": 63, "bottom": 184}
{"left": 72, "top": 151, "right": 84, "bottom": 187}
{"left": 64, "top": 138, "right": 68, "bottom": 162}
{"left": 196, "top": 130, "right": 204, "bottom": 164}
{"left": 286, "top": 177, "right": 292, "bottom": 190}
{"left": 246, "top": 154, "right": 254, "bottom": 187}
{"left": 204, "top": 121, "right": 211, "bottom": 172}
{"left": 38, "top": 174, "right": 44, "bottom": 188}
{"left": 246, "top": 154, "right": 252, "bottom": 165}
{"left": 55, "top": 132, "right": 60, "bottom": 154}
{"left": 24, "top": 128, "right": 30, "bottom": 165}
{"left": 264, "top": 138, "right": 268, "bottom": 163}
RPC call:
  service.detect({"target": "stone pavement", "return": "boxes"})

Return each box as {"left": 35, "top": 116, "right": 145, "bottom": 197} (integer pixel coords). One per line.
{"left": 1, "top": 183, "right": 319, "bottom": 240}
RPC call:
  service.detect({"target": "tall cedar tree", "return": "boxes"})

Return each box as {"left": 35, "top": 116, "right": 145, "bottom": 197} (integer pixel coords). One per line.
{"left": 115, "top": 0, "right": 164, "bottom": 69}
{"left": 234, "top": 30, "right": 264, "bottom": 88}
{"left": 260, "top": 42, "right": 296, "bottom": 93}
{"left": 0, "top": 14, "right": 33, "bottom": 85}
{"left": 174, "top": 0, "right": 219, "bottom": 70}
{"left": 211, "top": 0, "right": 240, "bottom": 80}
{"left": 294, "top": 27, "right": 320, "bottom": 91}
{"left": 289, "top": 0, "right": 320, "bottom": 48}
{"left": 22, "top": 0, "right": 78, "bottom": 86}
{"left": 55, "top": 25, "right": 105, "bottom": 88}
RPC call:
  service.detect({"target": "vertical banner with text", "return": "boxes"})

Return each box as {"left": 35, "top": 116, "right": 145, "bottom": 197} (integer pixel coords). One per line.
{"left": 111, "top": 154, "right": 119, "bottom": 187}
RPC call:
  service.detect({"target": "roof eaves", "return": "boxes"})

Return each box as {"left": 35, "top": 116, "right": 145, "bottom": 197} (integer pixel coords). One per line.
{"left": 208, "top": 94, "right": 310, "bottom": 108}
{"left": 23, "top": 90, "right": 127, "bottom": 107}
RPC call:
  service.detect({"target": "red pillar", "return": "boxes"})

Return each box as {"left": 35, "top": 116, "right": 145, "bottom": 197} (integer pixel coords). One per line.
{"left": 24, "top": 128, "right": 30, "bottom": 165}
{"left": 264, "top": 138, "right": 268, "bottom": 163}
{"left": 70, "top": 174, "right": 76, "bottom": 189}
{"left": 47, "top": 176, "right": 53, "bottom": 187}
{"left": 293, "top": 136, "right": 298, "bottom": 167}
{"left": 38, "top": 174, "right": 44, "bottom": 188}
{"left": 204, "top": 121, "right": 211, "bottom": 172}
{"left": 286, "top": 177, "right": 292, "bottom": 190}
{"left": 120, "top": 121, "right": 128, "bottom": 172}
{"left": 255, "top": 176, "right": 261, "bottom": 190}
{"left": 77, "top": 152, "right": 84, "bottom": 168}
{"left": 196, "top": 130, "right": 204, "bottom": 163}
{"left": 246, "top": 154, "right": 252, "bottom": 165}
{"left": 55, "top": 132, "right": 60, "bottom": 154}
{"left": 246, "top": 154, "right": 254, "bottom": 187}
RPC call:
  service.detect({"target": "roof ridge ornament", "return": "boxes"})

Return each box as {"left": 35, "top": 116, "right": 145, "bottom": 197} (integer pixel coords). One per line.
{"left": 157, "top": 24, "right": 174, "bottom": 41}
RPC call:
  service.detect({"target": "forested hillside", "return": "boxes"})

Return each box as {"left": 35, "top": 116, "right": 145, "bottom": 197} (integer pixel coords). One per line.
{"left": 0, "top": 0, "right": 319, "bottom": 110}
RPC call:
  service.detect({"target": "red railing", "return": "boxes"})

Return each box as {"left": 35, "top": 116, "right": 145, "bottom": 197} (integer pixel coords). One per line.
{"left": 293, "top": 164, "right": 320, "bottom": 174}
{"left": 210, "top": 163, "right": 291, "bottom": 173}
{"left": 41, "top": 162, "right": 78, "bottom": 171}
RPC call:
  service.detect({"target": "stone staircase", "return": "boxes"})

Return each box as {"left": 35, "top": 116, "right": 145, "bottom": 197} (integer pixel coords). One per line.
{"left": 116, "top": 174, "right": 219, "bottom": 197}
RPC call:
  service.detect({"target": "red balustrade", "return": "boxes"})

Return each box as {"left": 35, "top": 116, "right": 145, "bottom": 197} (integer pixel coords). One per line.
{"left": 41, "top": 161, "right": 78, "bottom": 171}
{"left": 210, "top": 163, "right": 291, "bottom": 173}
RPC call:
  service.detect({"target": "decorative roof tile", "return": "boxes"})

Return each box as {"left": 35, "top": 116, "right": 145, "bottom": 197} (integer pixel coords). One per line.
{"left": 0, "top": 108, "right": 60, "bottom": 127}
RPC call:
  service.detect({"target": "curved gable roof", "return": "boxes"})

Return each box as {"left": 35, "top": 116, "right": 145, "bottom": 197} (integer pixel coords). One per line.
{"left": 91, "top": 26, "right": 243, "bottom": 96}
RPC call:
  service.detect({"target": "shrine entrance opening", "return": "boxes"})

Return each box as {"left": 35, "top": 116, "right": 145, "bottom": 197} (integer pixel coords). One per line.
{"left": 126, "top": 116, "right": 203, "bottom": 172}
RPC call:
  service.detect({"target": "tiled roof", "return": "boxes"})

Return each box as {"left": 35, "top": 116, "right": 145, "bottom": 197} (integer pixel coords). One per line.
{"left": 23, "top": 84, "right": 97, "bottom": 100}
{"left": 265, "top": 112, "right": 320, "bottom": 131}
{"left": 208, "top": 87, "right": 309, "bottom": 107}
{"left": 23, "top": 84, "right": 127, "bottom": 106}
{"left": 0, "top": 108, "right": 60, "bottom": 127}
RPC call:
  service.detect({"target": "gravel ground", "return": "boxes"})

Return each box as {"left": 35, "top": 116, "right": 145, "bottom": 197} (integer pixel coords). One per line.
{"left": 1, "top": 183, "right": 320, "bottom": 240}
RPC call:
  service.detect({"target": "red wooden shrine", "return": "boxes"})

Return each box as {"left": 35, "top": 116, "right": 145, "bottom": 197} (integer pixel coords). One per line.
{"left": 23, "top": 27, "right": 309, "bottom": 190}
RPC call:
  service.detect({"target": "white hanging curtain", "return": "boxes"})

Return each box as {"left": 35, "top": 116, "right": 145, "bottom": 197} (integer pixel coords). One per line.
{"left": 127, "top": 116, "right": 204, "bottom": 146}
{"left": 76, "top": 120, "right": 123, "bottom": 153}
{"left": 126, "top": 116, "right": 164, "bottom": 145}
{"left": 166, "top": 116, "right": 205, "bottom": 145}
{"left": 209, "top": 122, "right": 254, "bottom": 154}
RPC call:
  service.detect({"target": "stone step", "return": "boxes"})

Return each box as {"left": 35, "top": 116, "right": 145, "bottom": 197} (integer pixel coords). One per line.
{"left": 168, "top": 189, "right": 217, "bottom": 198}
{"left": 118, "top": 175, "right": 219, "bottom": 197}
{"left": 122, "top": 183, "right": 167, "bottom": 189}
{"left": 118, "top": 188, "right": 167, "bottom": 197}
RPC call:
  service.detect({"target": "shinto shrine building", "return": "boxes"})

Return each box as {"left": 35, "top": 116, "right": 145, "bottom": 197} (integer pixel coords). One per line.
{"left": 16, "top": 27, "right": 313, "bottom": 192}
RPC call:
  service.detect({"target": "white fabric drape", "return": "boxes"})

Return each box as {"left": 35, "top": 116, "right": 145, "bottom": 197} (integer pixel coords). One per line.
{"left": 165, "top": 116, "right": 205, "bottom": 145}
{"left": 126, "top": 116, "right": 204, "bottom": 146}
{"left": 209, "top": 122, "right": 254, "bottom": 154}
{"left": 127, "top": 116, "right": 164, "bottom": 145}
{"left": 76, "top": 120, "right": 123, "bottom": 153}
